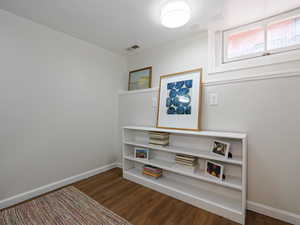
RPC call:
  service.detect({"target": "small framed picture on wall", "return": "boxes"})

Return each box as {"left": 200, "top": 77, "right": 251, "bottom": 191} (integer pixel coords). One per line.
{"left": 128, "top": 67, "right": 152, "bottom": 91}
{"left": 156, "top": 69, "right": 202, "bottom": 131}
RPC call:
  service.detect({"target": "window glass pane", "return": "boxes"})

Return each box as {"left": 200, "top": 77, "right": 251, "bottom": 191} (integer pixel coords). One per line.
{"left": 267, "top": 17, "right": 300, "bottom": 50}
{"left": 226, "top": 27, "right": 265, "bottom": 59}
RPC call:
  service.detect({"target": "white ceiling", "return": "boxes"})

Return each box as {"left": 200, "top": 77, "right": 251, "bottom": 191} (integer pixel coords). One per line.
{"left": 0, "top": 0, "right": 223, "bottom": 54}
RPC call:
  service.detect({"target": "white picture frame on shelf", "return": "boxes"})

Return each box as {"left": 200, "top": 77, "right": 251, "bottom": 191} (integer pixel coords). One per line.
{"left": 134, "top": 147, "right": 149, "bottom": 160}
{"left": 205, "top": 160, "right": 224, "bottom": 181}
{"left": 211, "top": 140, "right": 230, "bottom": 158}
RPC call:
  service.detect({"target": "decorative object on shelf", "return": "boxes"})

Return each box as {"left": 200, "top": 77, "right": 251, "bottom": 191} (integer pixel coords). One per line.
{"left": 143, "top": 165, "right": 162, "bottom": 179}
{"left": 205, "top": 160, "right": 224, "bottom": 181}
{"left": 134, "top": 147, "right": 150, "bottom": 160}
{"left": 128, "top": 66, "right": 152, "bottom": 91}
{"left": 211, "top": 140, "right": 231, "bottom": 158}
{"left": 156, "top": 69, "right": 202, "bottom": 131}
{"left": 149, "top": 131, "right": 170, "bottom": 146}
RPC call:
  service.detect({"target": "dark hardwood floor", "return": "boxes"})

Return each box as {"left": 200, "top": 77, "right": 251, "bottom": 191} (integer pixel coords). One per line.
{"left": 73, "top": 168, "right": 291, "bottom": 225}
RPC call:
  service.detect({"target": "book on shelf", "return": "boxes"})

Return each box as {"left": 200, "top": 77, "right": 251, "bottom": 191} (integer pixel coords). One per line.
{"left": 175, "top": 157, "right": 196, "bottom": 162}
{"left": 175, "top": 162, "right": 197, "bottom": 167}
{"left": 143, "top": 167, "right": 162, "bottom": 174}
{"left": 175, "top": 154, "right": 198, "bottom": 167}
{"left": 144, "top": 165, "right": 163, "bottom": 172}
{"left": 149, "top": 131, "right": 170, "bottom": 146}
{"left": 149, "top": 132, "right": 170, "bottom": 140}
{"left": 175, "top": 154, "right": 196, "bottom": 161}
{"left": 143, "top": 165, "right": 163, "bottom": 178}
{"left": 148, "top": 131, "right": 169, "bottom": 135}
{"left": 149, "top": 139, "right": 169, "bottom": 146}
{"left": 175, "top": 160, "right": 197, "bottom": 167}
{"left": 143, "top": 170, "right": 162, "bottom": 178}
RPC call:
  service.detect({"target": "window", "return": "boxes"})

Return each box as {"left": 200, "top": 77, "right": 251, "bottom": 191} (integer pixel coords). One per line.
{"left": 224, "top": 26, "right": 265, "bottom": 62}
{"left": 267, "top": 16, "right": 300, "bottom": 51}
{"left": 223, "top": 9, "right": 300, "bottom": 63}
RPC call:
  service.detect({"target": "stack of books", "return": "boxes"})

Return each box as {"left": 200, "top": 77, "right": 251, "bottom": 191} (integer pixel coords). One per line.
{"left": 175, "top": 154, "right": 197, "bottom": 166}
{"left": 149, "top": 131, "right": 169, "bottom": 146}
{"left": 143, "top": 165, "right": 163, "bottom": 179}
{"left": 175, "top": 154, "right": 198, "bottom": 173}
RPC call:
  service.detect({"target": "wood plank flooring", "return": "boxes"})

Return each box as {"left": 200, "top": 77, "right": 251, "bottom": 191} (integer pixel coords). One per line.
{"left": 73, "top": 168, "right": 291, "bottom": 225}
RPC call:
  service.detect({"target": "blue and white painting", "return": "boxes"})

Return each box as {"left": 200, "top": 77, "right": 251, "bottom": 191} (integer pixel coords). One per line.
{"left": 166, "top": 80, "right": 192, "bottom": 115}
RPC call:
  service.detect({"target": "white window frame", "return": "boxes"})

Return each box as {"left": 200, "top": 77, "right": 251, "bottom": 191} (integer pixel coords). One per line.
{"left": 222, "top": 8, "right": 300, "bottom": 64}
{"left": 266, "top": 14, "right": 300, "bottom": 54}
{"left": 223, "top": 22, "right": 266, "bottom": 63}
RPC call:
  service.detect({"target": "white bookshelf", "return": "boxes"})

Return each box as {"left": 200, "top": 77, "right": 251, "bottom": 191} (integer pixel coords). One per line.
{"left": 122, "top": 126, "right": 247, "bottom": 224}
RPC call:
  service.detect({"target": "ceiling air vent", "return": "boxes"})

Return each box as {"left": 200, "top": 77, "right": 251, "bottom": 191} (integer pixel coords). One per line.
{"left": 126, "top": 45, "right": 140, "bottom": 52}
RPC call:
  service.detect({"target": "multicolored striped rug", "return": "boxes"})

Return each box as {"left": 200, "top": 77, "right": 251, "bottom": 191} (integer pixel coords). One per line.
{"left": 0, "top": 186, "right": 131, "bottom": 225}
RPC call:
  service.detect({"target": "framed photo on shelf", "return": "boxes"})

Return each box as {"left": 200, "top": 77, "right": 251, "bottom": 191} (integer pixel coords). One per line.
{"left": 128, "top": 67, "right": 152, "bottom": 91}
{"left": 211, "top": 140, "right": 231, "bottom": 158}
{"left": 205, "top": 160, "right": 224, "bottom": 181}
{"left": 134, "top": 147, "right": 149, "bottom": 160}
{"left": 156, "top": 69, "right": 202, "bottom": 131}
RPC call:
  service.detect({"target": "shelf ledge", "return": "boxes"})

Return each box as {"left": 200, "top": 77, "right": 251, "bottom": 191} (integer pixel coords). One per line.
{"left": 123, "top": 126, "right": 247, "bottom": 139}
{"left": 124, "top": 156, "right": 242, "bottom": 191}
{"left": 124, "top": 141, "right": 243, "bottom": 166}
{"left": 118, "top": 88, "right": 158, "bottom": 96}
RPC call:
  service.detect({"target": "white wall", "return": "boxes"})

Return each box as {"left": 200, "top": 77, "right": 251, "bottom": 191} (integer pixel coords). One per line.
{"left": 0, "top": 9, "right": 126, "bottom": 202}
{"left": 121, "top": 33, "right": 300, "bottom": 221}
{"left": 127, "top": 33, "right": 208, "bottom": 86}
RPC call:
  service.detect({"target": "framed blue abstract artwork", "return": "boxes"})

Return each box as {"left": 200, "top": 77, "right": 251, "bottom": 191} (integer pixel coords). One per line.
{"left": 156, "top": 69, "right": 202, "bottom": 130}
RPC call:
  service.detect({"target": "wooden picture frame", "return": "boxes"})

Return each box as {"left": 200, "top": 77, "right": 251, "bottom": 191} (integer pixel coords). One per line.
{"left": 156, "top": 69, "right": 202, "bottom": 131}
{"left": 128, "top": 66, "right": 152, "bottom": 91}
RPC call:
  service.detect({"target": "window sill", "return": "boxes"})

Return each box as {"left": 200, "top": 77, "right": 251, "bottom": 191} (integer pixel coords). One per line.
{"left": 209, "top": 47, "right": 300, "bottom": 76}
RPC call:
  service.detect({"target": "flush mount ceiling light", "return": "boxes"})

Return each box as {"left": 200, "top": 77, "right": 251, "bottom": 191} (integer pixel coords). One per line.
{"left": 160, "top": 1, "right": 191, "bottom": 28}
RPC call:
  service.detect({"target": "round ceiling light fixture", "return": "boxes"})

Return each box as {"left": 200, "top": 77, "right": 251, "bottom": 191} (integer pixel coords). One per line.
{"left": 160, "top": 1, "right": 191, "bottom": 28}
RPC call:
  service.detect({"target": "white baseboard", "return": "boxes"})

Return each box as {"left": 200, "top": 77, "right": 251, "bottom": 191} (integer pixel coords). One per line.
{"left": 247, "top": 201, "right": 300, "bottom": 225}
{"left": 115, "top": 162, "right": 122, "bottom": 168}
{"left": 0, "top": 163, "right": 118, "bottom": 210}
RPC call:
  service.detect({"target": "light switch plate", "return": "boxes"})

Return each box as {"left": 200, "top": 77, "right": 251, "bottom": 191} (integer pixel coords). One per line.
{"left": 152, "top": 97, "right": 158, "bottom": 109}
{"left": 209, "top": 93, "right": 218, "bottom": 106}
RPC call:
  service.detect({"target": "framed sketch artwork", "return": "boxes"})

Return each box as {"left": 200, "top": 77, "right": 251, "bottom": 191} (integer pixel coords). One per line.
{"left": 156, "top": 69, "right": 202, "bottom": 131}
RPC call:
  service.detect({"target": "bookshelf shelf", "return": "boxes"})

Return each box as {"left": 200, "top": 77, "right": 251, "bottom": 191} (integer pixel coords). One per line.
{"left": 124, "top": 156, "right": 242, "bottom": 190}
{"left": 122, "top": 126, "right": 247, "bottom": 224}
{"left": 124, "top": 168, "right": 242, "bottom": 216}
{"left": 123, "top": 126, "right": 247, "bottom": 139}
{"left": 124, "top": 140, "right": 243, "bottom": 165}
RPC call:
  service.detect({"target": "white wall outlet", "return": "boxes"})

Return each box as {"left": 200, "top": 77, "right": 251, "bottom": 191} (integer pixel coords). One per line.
{"left": 209, "top": 93, "right": 218, "bottom": 106}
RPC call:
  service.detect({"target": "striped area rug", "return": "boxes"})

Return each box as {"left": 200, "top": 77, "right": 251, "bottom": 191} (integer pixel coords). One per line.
{"left": 0, "top": 186, "right": 132, "bottom": 225}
